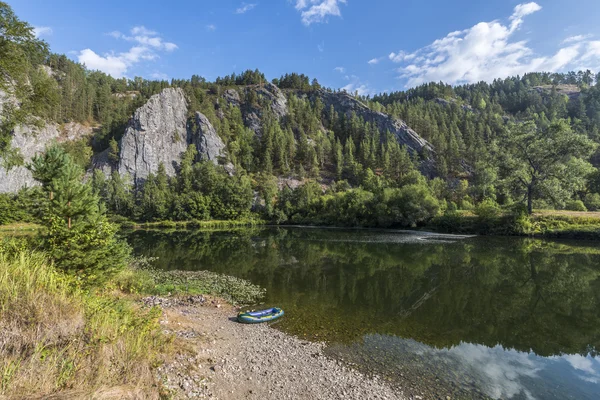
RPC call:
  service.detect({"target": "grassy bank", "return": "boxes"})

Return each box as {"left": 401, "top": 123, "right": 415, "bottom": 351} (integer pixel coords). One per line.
{"left": 117, "top": 218, "right": 266, "bottom": 231}
{"left": 0, "top": 247, "right": 168, "bottom": 398}
{"left": 0, "top": 238, "right": 265, "bottom": 398}
{"left": 427, "top": 210, "right": 600, "bottom": 239}
{"left": 0, "top": 223, "right": 41, "bottom": 236}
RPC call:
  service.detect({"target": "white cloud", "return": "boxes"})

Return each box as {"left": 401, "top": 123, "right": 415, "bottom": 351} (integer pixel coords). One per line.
{"left": 509, "top": 2, "right": 542, "bottom": 32}
{"left": 150, "top": 72, "right": 169, "bottom": 80}
{"left": 342, "top": 75, "right": 374, "bottom": 97}
{"left": 236, "top": 3, "right": 257, "bottom": 14}
{"left": 334, "top": 66, "right": 345, "bottom": 73}
{"left": 563, "top": 34, "right": 593, "bottom": 44}
{"left": 368, "top": 58, "right": 381, "bottom": 65}
{"left": 78, "top": 26, "right": 177, "bottom": 78}
{"left": 33, "top": 26, "right": 52, "bottom": 38}
{"left": 78, "top": 49, "right": 129, "bottom": 77}
{"left": 384, "top": 2, "right": 600, "bottom": 88}
{"left": 104, "top": 26, "right": 178, "bottom": 51}
{"left": 206, "top": 24, "right": 217, "bottom": 32}
{"left": 294, "top": 0, "right": 347, "bottom": 26}
{"left": 318, "top": 41, "right": 325, "bottom": 52}
{"left": 131, "top": 26, "right": 157, "bottom": 36}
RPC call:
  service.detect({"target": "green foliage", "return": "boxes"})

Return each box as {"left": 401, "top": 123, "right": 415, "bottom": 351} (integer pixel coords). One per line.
{"left": 474, "top": 198, "right": 501, "bottom": 219}
{"left": 29, "top": 146, "right": 130, "bottom": 283}
{"left": 501, "top": 120, "right": 596, "bottom": 213}
{"left": 0, "top": 249, "right": 167, "bottom": 396}
{"left": 565, "top": 200, "right": 587, "bottom": 212}
{"left": 584, "top": 193, "right": 600, "bottom": 211}
{"left": 60, "top": 138, "right": 93, "bottom": 170}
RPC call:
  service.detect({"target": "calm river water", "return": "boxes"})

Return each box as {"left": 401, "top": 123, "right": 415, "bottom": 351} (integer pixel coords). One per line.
{"left": 127, "top": 227, "right": 600, "bottom": 399}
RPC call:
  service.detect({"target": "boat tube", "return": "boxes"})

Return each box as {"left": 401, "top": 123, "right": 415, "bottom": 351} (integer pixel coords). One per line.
{"left": 237, "top": 307, "right": 284, "bottom": 324}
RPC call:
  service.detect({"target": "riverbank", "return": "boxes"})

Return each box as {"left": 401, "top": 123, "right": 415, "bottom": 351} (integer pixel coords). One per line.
{"left": 426, "top": 211, "right": 600, "bottom": 239}
{"left": 150, "top": 295, "right": 405, "bottom": 400}
{"left": 111, "top": 209, "right": 600, "bottom": 240}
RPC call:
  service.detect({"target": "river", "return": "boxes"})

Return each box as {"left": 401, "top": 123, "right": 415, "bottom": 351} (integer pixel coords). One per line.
{"left": 127, "top": 227, "right": 600, "bottom": 399}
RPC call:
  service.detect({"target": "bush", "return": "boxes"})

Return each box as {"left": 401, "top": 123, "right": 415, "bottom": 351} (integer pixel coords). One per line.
{"left": 43, "top": 215, "right": 130, "bottom": 285}
{"left": 474, "top": 199, "right": 501, "bottom": 219}
{"left": 584, "top": 193, "right": 600, "bottom": 211}
{"left": 565, "top": 200, "right": 587, "bottom": 212}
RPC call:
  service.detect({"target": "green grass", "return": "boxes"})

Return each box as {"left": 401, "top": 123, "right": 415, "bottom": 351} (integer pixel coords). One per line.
{"left": 119, "top": 218, "right": 266, "bottom": 231}
{"left": 428, "top": 210, "right": 600, "bottom": 239}
{"left": 113, "top": 259, "right": 266, "bottom": 306}
{"left": 0, "top": 223, "right": 41, "bottom": 237}
{"left": 0, "top": 243, "right": 171, "bottom": 398}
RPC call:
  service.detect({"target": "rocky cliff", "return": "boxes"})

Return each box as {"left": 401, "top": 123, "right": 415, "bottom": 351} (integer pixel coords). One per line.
{"left": 116, "top": 88, "right": 230, "bottom": 184}
{"left": 313, "top": 90, "right": 433, "bottom": 155}
{"left": 190, "top": 112, "right": 228, "bottom": 164}
{"left": 0, "top": 123, "right": 61, "bottom": 193}
{"left": 2, "top": 84, "right": 435, "bottom": 193}
{"left": 118, "top": 88, "right": 189, "bottom": 183}
{"left": 222, "top": 82, "right": 288, "bottom": 136}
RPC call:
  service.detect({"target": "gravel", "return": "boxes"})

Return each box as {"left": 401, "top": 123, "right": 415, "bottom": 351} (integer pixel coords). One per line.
{"left": 152, "top": 297, "right": 406, "bottom": 400}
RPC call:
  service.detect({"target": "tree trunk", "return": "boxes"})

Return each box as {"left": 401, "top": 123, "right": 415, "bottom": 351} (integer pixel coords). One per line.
{"left": 527, "top": 185, "right": 533, "bottom": 215}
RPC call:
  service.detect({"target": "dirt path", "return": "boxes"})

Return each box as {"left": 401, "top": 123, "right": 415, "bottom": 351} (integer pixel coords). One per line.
{"left": 152, "top": 297, "right": 405, "bottom": 400}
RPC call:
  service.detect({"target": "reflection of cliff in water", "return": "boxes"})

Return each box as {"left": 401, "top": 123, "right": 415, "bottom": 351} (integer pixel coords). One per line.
{"left": 127, "top": 228, "right": 600, "bottom": 357}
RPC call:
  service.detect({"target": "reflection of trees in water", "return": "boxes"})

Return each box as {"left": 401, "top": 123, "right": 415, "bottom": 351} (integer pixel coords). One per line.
{"left": 127, "top": 229, "right": 600, "bottom": 356}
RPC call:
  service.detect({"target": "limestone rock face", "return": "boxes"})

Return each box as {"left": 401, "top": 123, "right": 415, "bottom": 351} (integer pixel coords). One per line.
{"left": 222, "top": 83, "right": 288, "bottom": 136}
{"left": 223, "top": 89, "right": 241, "bottom": 107}
{"left": 0, "top": 123, "right": 61, "bottom": 193}
{"left": 254, "top": 82, "right": 287, "bottom": 120}
{"left": 315, "top": 90, "right": 433, "bottom": 154}
{"left": 190, "top": 112, "right": 227, "bottom": 164}
{"left": 118, "top": 88, "right": 189, "bottom": 183}
{"left": 61, "top": 122, "right": 94, "bottom": 142}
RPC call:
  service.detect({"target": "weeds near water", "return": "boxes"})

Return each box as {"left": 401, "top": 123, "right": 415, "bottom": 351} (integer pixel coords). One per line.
{"left": 0, "top": 248, "right": 171, "bottom": 398}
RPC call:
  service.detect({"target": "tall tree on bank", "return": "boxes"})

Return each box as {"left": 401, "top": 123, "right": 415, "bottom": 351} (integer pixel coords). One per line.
{"left": 501, "top": 120, "right": 597, "bottom": 214}
{"left": 29, "top": 146, "right": 129, "bottom": 283}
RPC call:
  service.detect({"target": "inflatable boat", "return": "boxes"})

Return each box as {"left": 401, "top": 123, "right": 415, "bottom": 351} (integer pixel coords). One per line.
{"left": 237, "top": 307, "right": 284, "bottom": 324}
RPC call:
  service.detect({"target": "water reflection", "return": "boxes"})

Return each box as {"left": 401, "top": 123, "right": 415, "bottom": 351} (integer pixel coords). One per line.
{"left": 331, "top": 335, "right": 600, "bottom": 400}
{"left": 127, "top": 227, "right": 600, "bottom": 399}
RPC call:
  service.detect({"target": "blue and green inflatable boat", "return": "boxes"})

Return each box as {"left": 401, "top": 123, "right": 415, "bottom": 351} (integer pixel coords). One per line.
{"left": 237, "top": 307, "right": 284, "bottom": 324}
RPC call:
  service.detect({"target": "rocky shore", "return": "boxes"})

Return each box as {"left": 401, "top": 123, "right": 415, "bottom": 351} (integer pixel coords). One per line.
{"left": 148, "top": 296, "right": 405, "bottom": 400}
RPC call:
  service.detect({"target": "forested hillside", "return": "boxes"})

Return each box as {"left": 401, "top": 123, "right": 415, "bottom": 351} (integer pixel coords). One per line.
{"left": 2, "top": 1, "right": 600, "bottom": 229}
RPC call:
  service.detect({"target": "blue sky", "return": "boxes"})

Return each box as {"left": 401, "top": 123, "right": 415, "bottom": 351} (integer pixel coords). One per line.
{"left": 10, "top": 0, "right": 600, "bottom": 95}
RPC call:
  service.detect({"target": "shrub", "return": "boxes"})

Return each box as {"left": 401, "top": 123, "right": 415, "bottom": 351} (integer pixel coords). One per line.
{"left": 584, "top": 193, "right": 600, "bottom": 211}
{"left": 565, "top": 200, "right": 587, "bottom": 212}
{"left": 474, "top": 198, "right": 501, "bottom": 219}
{"left": 43, "top": 215, "right": 130, "bottom": 285}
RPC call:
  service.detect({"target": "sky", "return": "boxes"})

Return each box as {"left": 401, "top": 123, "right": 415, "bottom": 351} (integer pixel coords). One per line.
{"left": 10, "top": 0, "right": 600, "bottom": 95}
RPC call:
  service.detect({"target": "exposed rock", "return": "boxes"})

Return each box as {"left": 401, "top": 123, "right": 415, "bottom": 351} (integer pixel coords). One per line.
{"left": 244, "top": 111, "right": 262, "bottom": 136}
{"left": 0, "top": 87, "right": 17, "bottom": 119}
{"left": 118, "top": 88, "right": 189, "bottom": 183}
{"left": 277, "top": 177, "right": 304, "bottom": 191}
{"left": 222, "top": 83, "right": 288, "bottom": 136}
{"left": 223, "top": 89, "right": 241, "bottom": 107}
{"left": 90, "top": 148, "right": 114, "bottom": 177}
{"left": 314, "top": 90, "right": 433, "bottom": 155}
{"left": 189, "top": 112, "right": 227, "bottom": 164}
{"left": 253, "top": 82, "right": 287, "bottom": 120}
{"left": 60, "top": 122, "right": 93, "bottom": 142}
{"left": 533, "top": 84, "right": 581, "bottom": 100}
{"left": 0, "top": 89, "right": 7, "bottom": 117}
{"left": 39, "top": 65, "right": 54, "bottom": 78}
{"left": 0, "top": 123, "right": 61, "bottom": 193}
{"left": 112, "top": 91, "right": 140, "bottom": 100}
{"left": 435, "top": 97, "right": 473, "bottom": 112}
